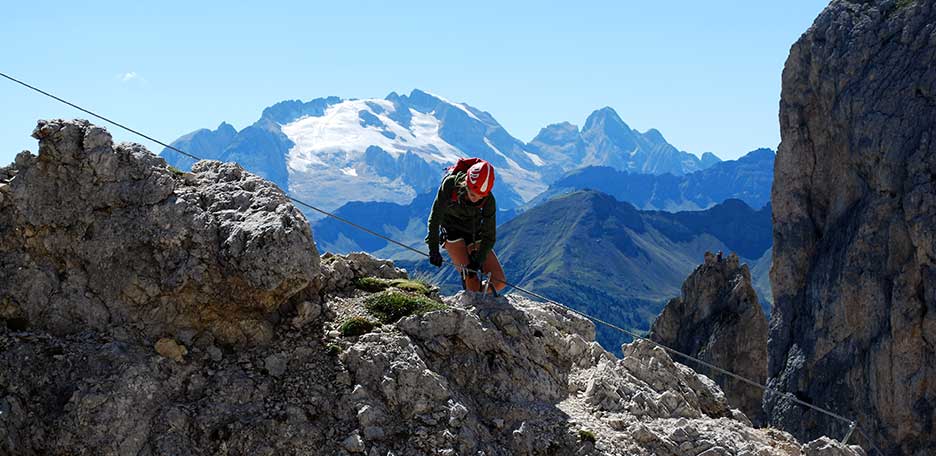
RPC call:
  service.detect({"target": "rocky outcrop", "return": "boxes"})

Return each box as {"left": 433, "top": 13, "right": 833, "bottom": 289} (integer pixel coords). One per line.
{"left": 649, "top": 252, "right": 768, "bottom": 424}
{"left": 0, "top": 119, "right": 320, "bottom": 346}
{"left": 768, "top": 1, "right": 936, "bottom": 454}
{"left": 318, "top": 251, "right": 408, "bottom": 294}
{"left": 0, "top": 285, "right": 863, "bottom": 455}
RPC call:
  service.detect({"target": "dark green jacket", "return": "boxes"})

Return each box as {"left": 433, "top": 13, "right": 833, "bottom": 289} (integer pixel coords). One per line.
{"left": 425, "top": 171, "right": 497, "bottom": 264}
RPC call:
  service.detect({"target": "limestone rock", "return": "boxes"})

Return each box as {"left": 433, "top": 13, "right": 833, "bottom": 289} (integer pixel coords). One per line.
{"left": 318, "top": 251, "right": 407, "bottom": 294}
{"left": 649, "top": 252, "right": 767, "bottom": 424}
{"left": 0, "top": 119, "right": 320, "bottom": 346}
{"left": 0, "top": 315, "right": 350, "bottom": 455}
{"left": 0, "top": 286, "right": 862, "bottom": 456}
{"left": 154, "top": 338, "right": 187, "bottom": 362}
{"left": 342, "top": 431, "right": 365, "bottom": 453}
{"left": 333, "top": 291, "right": 859, "bottom": 455}
{"left": 768, "top": 1, "right": 936, "bottom": 454}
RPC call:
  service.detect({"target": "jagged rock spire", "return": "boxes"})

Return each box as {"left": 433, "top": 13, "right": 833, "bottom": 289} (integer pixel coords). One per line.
{"left": 649, "top": 251, "right": 768, "bottom": 424}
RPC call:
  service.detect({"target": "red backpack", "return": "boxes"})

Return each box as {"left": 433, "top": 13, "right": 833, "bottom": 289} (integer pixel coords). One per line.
{"left": 444, "top": 158, "right": 489, "bottom": 208}
{"left": 446, "top": 157, "right": 486, "bottom": 175}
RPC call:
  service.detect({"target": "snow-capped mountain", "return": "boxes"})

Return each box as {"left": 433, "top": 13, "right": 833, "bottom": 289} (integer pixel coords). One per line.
{"left": 163, "top": 90, "right": 545, "bottom": 214}
{"left": 282, "top": 90, "right": 546, "bottom": 212}
{"left": 161, "top": 90, "right": 721, "bottom": 217}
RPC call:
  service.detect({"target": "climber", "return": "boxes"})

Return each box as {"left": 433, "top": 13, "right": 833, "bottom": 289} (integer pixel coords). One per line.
{"left": 425, "top": 158, "right": 507, "bottom": 295}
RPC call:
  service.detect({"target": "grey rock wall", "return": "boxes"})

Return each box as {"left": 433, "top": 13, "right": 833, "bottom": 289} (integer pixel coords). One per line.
{"left": 768, "top": 1, "right": 936, "bottom": 454}
{"left": 0, "top": 119, "right": 320, "bottom": 347}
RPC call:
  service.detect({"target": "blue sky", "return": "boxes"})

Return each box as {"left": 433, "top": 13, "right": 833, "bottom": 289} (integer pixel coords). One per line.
{"left": 1, "top": 1, "right": 828, "bottom": 165}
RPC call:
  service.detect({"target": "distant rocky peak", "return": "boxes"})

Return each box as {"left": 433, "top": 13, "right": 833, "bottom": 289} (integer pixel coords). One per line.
{"left": 568, "top": 188, "right": 629, "bottom": 208}
{"left": 394, "top": 89, "right": 488, "bottom": 127}
{"left": 580, "top": 108, "right": 641, "bottom": 163}
{"left": 400, "top": 88, "right": 450, "bottom": 114}
{"left": 642, "top": 128, "right": 667, "bottom": 145}
{"left": 583, "top": 106, "right": 630, "bottom": 133}
{"left": 530, "top": 121, "right": 581, "bottom": 144}
{"left": 260, "top": 96, "right": 343, "bottom": 124}
{"left": 216, "top": 122, "right": 237, "bottom": 135}
{"left": 738, "top": 147, "right": 774, "bottom": 162}
{"left": 700, "top": 151, "right": 722, "bottom": 167}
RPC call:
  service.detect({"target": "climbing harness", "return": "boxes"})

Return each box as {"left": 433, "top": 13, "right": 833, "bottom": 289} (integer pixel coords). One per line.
{"left": 481, "top": 272, "right": 492, "bottom": 296}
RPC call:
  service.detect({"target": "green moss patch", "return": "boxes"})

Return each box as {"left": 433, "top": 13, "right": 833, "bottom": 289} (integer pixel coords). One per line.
{"left": 578, "top": 429, "right": 597, "bottom": 443}
{"left": 391, "top": 279, "right": 432, "bottom": 295}
{"left": 354, "top": 277, "right": 391, "bottom": 292}
{"left": 363, "top": 290, "right": 447, "bottom": 324}
{"left": 339, "top": 316, "right": 377, "bottom": 337}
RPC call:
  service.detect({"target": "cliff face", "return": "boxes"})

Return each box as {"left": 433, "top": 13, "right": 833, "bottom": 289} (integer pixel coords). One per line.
{"left": 650, "top": 252, "right": 768, "bottom": 424}
{"left": 0, "top": 120, "right": 320, "bottom": 347}
{"left": 768, "top": 1, "right": 936, "bottom": 454}
{"left": 0, "top": 120, "right": 864, "bottom": 455}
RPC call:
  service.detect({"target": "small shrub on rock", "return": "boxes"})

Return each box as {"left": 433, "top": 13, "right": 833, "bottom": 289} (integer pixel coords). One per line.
{"left": 578, "top": 429, "right": 597, "bottom": 444}
{"left": 364, "top": 290, "right": 446, "bottom": 324}
{"left": 339, "top": 316, "right": 376, "bottom": 337}
{"left": 389, "top": 279, "right": 431, "bottom": 295}
{"left": 354, "top": 277, "right": 391, "bottom": 292}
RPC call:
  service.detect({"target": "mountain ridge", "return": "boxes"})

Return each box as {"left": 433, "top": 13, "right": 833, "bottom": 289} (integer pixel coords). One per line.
{"left": 497, "top": 190, "right": 772, "bottom": 352}
{"left": 528, "top": 147, "right": 774, "bottom": 212}
{"left": 161, "top": 90, "right": 736, "bottom": 217}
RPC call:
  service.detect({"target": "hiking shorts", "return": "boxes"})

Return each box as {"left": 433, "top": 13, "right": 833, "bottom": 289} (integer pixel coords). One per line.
{"left": 440, "top": 226, "right": 484, "bottom": 282}
{"left": 440, "top": 226, "right": 478, "bottom": 246}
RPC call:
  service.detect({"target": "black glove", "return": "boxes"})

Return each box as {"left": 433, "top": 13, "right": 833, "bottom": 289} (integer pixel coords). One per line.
{"left": 429, "top": 250, "right": 443, "bottom": 268}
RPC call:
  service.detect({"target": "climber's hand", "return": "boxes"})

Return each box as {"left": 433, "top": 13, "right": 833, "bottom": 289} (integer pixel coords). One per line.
{"left": 429, "top": 250, "right": 443, "bottom": 268}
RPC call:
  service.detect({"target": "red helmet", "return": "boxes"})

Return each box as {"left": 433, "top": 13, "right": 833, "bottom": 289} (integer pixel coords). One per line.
{"left": 466, "top": 160, "right": 495, "bottom": 196}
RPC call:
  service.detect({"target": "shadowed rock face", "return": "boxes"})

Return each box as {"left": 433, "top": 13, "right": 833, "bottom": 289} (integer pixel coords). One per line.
{"left": 650, "top": 252, "right": 768, "bottom": 424}
{"left": 767, "top": 1, "right": 936, "bottom": 454}
{"left": 0, "top": 119, "right": 320, "bottom": 347}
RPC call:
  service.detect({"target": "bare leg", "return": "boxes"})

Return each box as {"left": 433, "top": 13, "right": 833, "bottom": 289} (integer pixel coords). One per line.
{"left": 482, "top": 250, "right": 507, "bottom": 293}
{"left": 443, "top": 240, "right": 481, "bottom": 291}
